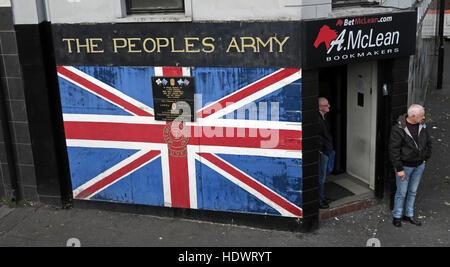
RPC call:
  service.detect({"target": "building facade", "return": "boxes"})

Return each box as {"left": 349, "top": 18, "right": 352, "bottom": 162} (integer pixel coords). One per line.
{"left": 0, "top": 0, "right": 441, "bottom": 232}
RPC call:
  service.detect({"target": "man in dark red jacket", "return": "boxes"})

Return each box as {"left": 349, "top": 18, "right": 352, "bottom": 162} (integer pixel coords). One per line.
{"left": 389, "top": 104, "right": 432, "bottom": 227}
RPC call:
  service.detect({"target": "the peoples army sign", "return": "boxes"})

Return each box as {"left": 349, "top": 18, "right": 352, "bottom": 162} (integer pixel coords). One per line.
{"left": 52, "top": 22, "right": 302, "bottom": 68}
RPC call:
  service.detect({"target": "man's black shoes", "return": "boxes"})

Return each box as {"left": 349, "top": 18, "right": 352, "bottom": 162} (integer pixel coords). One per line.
{"left": 319, "top": 198, "right": 331, "bottom": 209}
{"left": 393, "top": 216, "right": 422, "bottom": 227}
{"left": 403, "top": 216, "right": 422, "bottom": 226}
{"left": 393, "top": 218, "right": 402, "bottom": 227}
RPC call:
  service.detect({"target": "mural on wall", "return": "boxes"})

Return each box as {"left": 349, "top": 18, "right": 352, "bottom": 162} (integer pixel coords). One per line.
{"left": 56, "top": 66, "right": 303, "bottom": 217}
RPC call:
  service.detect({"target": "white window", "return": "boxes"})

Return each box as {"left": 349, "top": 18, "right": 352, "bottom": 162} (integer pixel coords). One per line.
{"left": 126, "top": 0, "right": 185, "bottom": 14}
{"left": 332, "top": 0, "right": 379, "bottom": 8}
{"left": 118, "top": 0, "right": 192, "bottom": 22}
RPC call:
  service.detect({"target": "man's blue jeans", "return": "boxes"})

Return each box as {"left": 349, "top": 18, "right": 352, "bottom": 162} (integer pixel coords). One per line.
{"left": 393, "top": 163, "right": 425, "bottom": 219}
{"left": 318, "top": 152, "right": 329, "bottom": 205}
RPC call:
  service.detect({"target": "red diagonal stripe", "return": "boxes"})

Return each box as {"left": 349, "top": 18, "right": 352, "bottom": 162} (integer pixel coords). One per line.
{"left": 75, "top": 150, "right": 161, "bottom": 199}
{"left": 57, "top": 66, "right": 153, "bottom": 117}
{"left": 197, "top": 68, "right": 300, "bottom": 119}
{"left": 198, "top": 153, "right": 302, "bottom": 217}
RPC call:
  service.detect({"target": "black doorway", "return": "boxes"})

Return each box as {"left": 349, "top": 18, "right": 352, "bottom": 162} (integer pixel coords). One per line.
{"left": 318, "top": 65, "right": 347, "bottom": 175}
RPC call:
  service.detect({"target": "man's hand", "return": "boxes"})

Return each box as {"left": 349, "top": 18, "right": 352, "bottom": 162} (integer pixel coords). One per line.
{"left": 397, "top": 171, "right": 406, "bottom": 180}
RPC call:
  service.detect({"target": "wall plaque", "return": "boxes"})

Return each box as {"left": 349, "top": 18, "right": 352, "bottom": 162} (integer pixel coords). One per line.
{"left": 152, "top": 76, "right": 195, "bottom": 122}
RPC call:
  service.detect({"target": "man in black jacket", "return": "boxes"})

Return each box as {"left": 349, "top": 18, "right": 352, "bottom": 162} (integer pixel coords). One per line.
{"left": 318, "top": 97, "right": 333, "bottom": 209}
{"left": 389, "top": 104, "right": 432, "bottom": 227}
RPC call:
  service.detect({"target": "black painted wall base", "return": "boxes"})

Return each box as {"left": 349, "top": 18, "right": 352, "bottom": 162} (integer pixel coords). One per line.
{"left": 14, "top": 22, "right": 72, "bottom": 206}
{"left": 300, "top": 69, "right": 321, "bottom": 231}
{"left": 73, "top": 199, "right": 317, "bottom": 233}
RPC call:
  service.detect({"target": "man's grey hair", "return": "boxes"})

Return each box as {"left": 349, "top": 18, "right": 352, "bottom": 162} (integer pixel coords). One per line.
{"left": 318, "top": 97, "right": 328, "bottom": 105}
{"left": 408, "top": 104, "right": 425, "bottom": 117}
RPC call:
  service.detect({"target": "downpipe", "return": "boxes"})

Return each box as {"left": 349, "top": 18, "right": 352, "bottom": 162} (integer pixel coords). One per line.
{"left": 437, "top": 0, "right": 445, "bottom": 89}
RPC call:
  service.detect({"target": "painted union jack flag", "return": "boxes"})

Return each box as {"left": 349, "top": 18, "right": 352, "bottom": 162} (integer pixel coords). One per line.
{"left": 57, "top": 66, "right": 303, "bottom": 217}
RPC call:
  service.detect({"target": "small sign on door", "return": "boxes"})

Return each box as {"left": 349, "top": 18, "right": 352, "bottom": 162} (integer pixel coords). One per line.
{"left": 357, "top": 92, "right": 364, "bottom": 107}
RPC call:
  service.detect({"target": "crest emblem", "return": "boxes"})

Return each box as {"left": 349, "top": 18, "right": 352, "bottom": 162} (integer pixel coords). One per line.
{"left": 163, "top": 122, "right": 190, "bottom": 157}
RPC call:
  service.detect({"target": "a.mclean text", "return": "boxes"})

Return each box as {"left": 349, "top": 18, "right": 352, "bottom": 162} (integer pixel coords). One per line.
{"left": 327, "top": 29, "right": 400, "bottom": 54}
